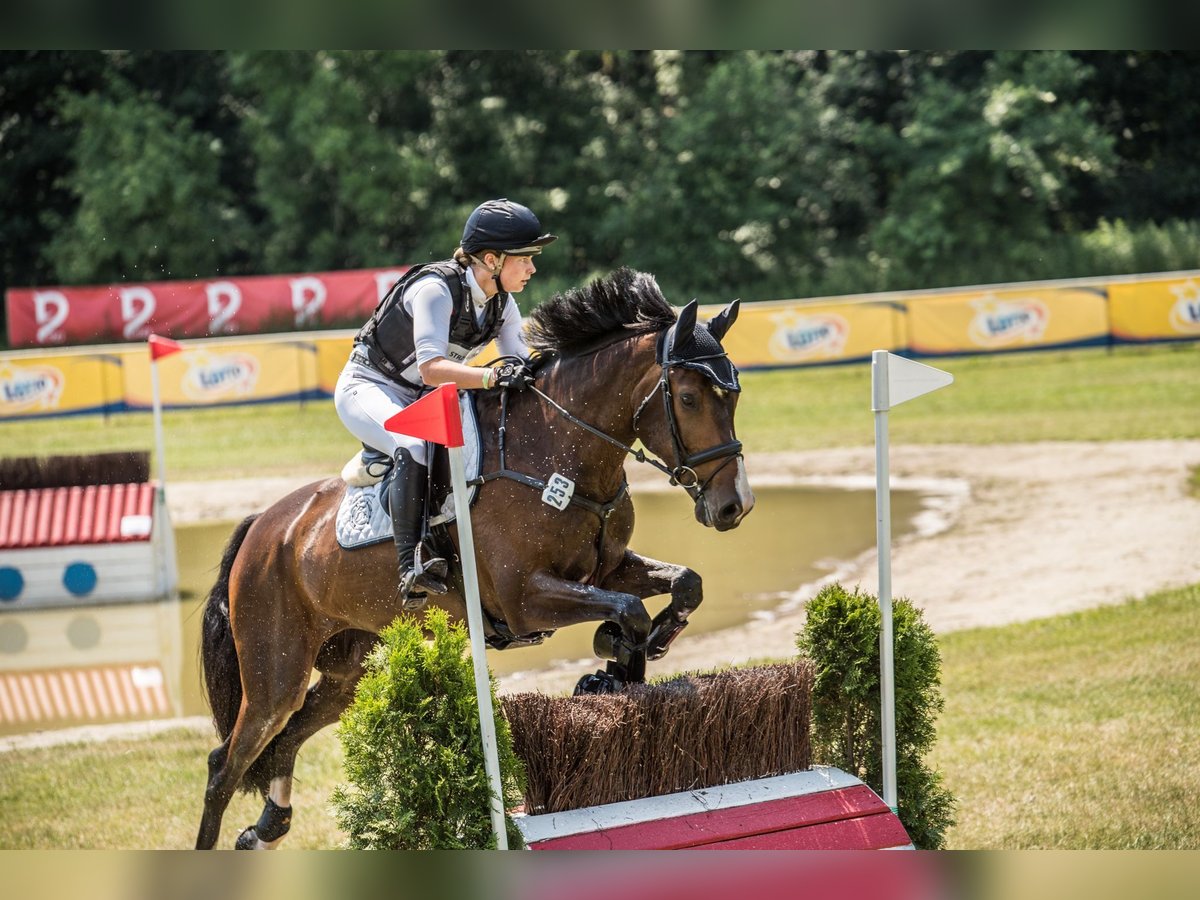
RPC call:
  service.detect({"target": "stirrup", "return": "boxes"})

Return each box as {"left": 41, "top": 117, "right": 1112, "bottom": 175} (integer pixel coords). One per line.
{"left": 400, "top": 545, "right": 449, "bottom": 601}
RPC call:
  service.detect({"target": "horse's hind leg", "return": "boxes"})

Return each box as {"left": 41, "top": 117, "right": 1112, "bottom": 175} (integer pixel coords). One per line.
{"left": 600, "top": 550, "right": 703, "bottom": 662}
{"left": 196, "top": 649, "right": 315, "bottom": 850}
{"left": 233, "top": 630, "right": 376, "bottom": 850}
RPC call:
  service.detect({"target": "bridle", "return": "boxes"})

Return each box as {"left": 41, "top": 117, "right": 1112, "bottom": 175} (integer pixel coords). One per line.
{"left": 523, "top": 326, "right": 744, "bottom": 503}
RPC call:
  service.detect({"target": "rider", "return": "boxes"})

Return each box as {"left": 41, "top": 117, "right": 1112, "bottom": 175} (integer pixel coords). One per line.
{"left": 334, "top": 199, "right": 555, "bottom": 605}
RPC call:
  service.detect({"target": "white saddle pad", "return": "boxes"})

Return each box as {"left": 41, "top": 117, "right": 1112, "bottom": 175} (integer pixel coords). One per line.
{"left": 335, "top": 393, "right": 483, "bottom": 550}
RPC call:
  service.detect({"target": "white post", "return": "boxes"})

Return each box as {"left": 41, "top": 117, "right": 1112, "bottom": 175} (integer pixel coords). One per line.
{"left": 871, "top": 350, "right": 898, "bottom": 814}
{"left": 870, "top": 350, "right": 953, "bottom": 818}
{"left": 448, "top": 444, "right": 509, "bottom": 850}
{"left": 149, "top": 358, "right": 179, "bottom": 596}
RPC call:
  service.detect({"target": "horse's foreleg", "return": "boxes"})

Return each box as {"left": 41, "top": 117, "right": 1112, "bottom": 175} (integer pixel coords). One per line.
{"left": 600, "top": 551, "right": 702, "bottom": 662}
{"left": 513, "top": 570, "right": 652, "bottom": 687}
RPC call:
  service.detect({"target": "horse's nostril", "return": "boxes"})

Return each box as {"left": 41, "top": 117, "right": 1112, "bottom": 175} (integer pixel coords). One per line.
{"left": 719, "top": 502, "right": 741, "bottom": 523}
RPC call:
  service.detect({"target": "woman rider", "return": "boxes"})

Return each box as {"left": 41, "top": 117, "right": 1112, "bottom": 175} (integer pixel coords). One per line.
{"left": 334, "top": 199, "right": 555, "bottom": 605}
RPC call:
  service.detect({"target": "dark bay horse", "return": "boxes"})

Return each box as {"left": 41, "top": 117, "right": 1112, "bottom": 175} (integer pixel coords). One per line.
{"left": 195, "top": 268, "right": 754, "bottom": 849}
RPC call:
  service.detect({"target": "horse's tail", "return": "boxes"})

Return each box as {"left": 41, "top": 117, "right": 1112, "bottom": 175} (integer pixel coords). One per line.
{"left": 201, "top": 514, "right": 259, "bottom": 744}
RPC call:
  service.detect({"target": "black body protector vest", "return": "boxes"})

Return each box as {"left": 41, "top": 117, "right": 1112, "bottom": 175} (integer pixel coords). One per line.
{"left": 355, "top": 260, "right": 508, "bottom": 388}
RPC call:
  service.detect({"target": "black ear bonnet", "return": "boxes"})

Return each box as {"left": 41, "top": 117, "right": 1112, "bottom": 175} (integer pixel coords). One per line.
{"left": 659, "top": 299, "right": 741, "bottom": 392}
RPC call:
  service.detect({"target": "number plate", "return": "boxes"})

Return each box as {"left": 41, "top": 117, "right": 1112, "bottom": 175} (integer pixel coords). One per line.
{"left": 541, "top": 473, "right": 575, "bottom": 511}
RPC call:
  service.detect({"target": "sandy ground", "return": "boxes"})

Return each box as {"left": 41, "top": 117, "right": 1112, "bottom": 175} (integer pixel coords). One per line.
{"left": 166, "top": 440, "right": 1200, "bottom": 697}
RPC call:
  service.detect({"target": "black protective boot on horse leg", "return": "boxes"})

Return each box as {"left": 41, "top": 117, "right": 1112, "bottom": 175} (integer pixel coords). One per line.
{"left": 574, "top": 621, "right": 648, "bottom": 694}
{"left": 390, "top": 447, "right": 449, "bottom": 608}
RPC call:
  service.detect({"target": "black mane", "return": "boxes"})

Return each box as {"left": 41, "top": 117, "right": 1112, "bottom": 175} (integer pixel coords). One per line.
{"left": 526, "top": 267, "right": 676, "bottom": 357}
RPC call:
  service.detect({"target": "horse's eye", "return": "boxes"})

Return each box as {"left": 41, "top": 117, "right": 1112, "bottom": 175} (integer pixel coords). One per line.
{"left": 680, "top": 392, "right": 698, "bottom": 410}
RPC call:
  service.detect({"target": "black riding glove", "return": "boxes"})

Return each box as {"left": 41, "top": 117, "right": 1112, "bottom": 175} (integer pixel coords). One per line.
{"left": 491, "top": 361, "right": 535, "bottom": 391}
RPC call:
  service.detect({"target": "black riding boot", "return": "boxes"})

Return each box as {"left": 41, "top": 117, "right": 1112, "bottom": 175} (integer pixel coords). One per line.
{"left": 389, "top": 448, "right": 449, "bottom": 608}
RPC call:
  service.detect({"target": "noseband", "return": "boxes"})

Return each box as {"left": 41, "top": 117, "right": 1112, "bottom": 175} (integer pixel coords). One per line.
{"left": 525, "top": 328, "right": 744, "bottom": 503}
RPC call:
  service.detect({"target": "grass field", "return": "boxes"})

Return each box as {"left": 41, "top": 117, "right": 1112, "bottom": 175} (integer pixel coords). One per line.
{"left": 1, "top": 582, "right": 1196, "bottom": 849}
{"left": 2, "top": 341, "right": 1198, "bottom": 480}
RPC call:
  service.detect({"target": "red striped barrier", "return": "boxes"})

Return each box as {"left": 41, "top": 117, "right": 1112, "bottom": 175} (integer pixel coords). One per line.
{"left": 514, "top": 767, "right": 911, "bottom": 851}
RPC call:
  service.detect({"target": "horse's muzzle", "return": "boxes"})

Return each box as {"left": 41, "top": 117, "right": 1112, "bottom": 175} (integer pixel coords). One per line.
{"left": 694, "top": 459, "right": 755, "bottom": 530}
{"left": 694, "top": 493, "right": 754, "bottom": 531}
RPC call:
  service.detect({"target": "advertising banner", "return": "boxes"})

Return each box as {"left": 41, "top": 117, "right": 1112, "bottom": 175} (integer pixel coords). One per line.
{"left": 121, "top": 339, "right": 321, "bottom": 409}
{"left": 906, "top": 287, "right": 1109, "bottom": 356}
{"left": 708, "top": 299, "right": 905, "bottom": 368}
{"left": 5, "top": 267, "right": 407, "bottom": 349}
{"left": 316, "top": 335, "right": 355, "bottom": 395}
{"left": 1109, "top": 276, "right": 1200, "bottom": 342}
{"left": 0, "top": 353, "right": 124, "bottom": 420}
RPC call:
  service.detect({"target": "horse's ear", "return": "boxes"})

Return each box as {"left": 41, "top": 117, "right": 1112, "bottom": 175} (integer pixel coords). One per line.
{"left": 705, "top": 298, "right": 741, "bottom": 342}
{"left": 674, "top": 299, "right": 699, "bottom": 347}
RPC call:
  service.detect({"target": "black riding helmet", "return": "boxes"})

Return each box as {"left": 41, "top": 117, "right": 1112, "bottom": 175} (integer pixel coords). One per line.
{"left": 461, "top": 199, "right": 557, "bottom": 256}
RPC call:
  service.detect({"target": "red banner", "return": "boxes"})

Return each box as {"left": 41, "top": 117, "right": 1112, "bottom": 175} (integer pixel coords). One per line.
{"left": 4, "top": 266, "right": 409, "bottom": 348}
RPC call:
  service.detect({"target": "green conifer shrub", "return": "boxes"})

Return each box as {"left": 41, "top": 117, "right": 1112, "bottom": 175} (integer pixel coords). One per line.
{"left": 331, "top": 609, "right": 525, "bottom": 849}
{"left": 797, "top": 583, "right": 957, "bottom": 848}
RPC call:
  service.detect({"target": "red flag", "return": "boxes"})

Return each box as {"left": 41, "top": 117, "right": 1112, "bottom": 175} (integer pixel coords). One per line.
{"left": 148, "top": 334, "right": 185, "bottom": 361}
{"left": 384, "top": 383, "right": 464, "bottom": 448}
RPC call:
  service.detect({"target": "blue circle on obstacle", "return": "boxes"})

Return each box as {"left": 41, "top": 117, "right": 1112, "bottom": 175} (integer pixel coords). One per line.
{"left": 63, "top": 562, "right": 98, "bottom": 597}
{"left": 0, "top": 567, "right": 22, "bottom": 602}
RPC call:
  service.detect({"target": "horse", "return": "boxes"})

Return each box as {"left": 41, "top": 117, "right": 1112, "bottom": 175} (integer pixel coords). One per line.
{"left": 195, "top": 267, "right": 755, "bottom": 849}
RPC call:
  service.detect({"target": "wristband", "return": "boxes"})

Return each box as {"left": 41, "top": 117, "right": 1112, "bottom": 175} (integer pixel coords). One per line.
{"left": 481, "top": 368, "right": 493, "bottom": 390}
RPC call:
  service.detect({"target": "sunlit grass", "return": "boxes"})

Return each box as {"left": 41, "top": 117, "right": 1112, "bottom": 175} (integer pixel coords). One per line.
{"left": 0, "top": 725, "right": 345, "bottom": 849}
{"left": 933, "top": 583, "right": 1200, "bottom": 849}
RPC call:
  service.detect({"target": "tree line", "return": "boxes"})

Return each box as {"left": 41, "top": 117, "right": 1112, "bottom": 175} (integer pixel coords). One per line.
{"left": 3, "top": 50, "right": 1199, "bottom": 340}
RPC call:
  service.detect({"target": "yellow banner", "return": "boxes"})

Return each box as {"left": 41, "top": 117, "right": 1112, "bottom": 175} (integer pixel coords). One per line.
{"left": 906, "top": 287, "right": 1109, "bottom": 355}
{"left": 0, "top": 353, "right": 124, "bottom": 419}
{"left": 316, "top": 335, "right": 354, "bottom": 395}
{"left": 704, "top": 300, "right": 905, "bottom": 368}
{"left": 1109, "top": 276, "right": 1200, "bottom": 341}
{"left": 121, "top": 339, "right": 321, "bottom": 408}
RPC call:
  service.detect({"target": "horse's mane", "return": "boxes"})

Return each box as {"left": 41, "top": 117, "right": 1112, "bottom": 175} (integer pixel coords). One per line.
{"left": 526, "top": 267, "right": 676, "bottom": 357}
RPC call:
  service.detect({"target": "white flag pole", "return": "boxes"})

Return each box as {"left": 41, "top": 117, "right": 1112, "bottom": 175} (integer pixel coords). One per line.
{"left": 871, "top": 350, "right": 953, "bottom": 815}
{"left": 448, "top": 443, "right": 509, "bottom": 850}
{"left": 149, "top": 353, "right": 179, "bottom": 596}
{"left": 871, "top": 350, "right": 899, "bottom": 814}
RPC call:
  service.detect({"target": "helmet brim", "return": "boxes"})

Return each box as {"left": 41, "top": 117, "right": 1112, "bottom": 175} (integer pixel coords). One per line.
{"left": 465, "top": 233, "right": 557, "bottom": 256}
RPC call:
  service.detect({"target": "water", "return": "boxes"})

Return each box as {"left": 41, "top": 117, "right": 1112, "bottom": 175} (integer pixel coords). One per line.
{"left": 172, "top": 484, "right": 923, "bottom": 714}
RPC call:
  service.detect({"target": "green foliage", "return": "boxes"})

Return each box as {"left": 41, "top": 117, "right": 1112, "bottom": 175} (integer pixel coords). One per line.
{"left": 797, "top": 583, "right": 957, "bottom": 848}
{"left": 866, "top": 52, "right": 1115, "bottom": 285}
{"left": 7, "top": 50, "right": 1200, "bottom": 341}
{"left": 44, "top": 76, "right": 251, "bottom": 284}
{"left": 331, "top": 609, "right": 525, "bottom": 849}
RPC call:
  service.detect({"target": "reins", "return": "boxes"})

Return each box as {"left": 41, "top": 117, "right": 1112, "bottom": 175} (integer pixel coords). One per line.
{"left": 482, "top": 332, "right": 744, "bottom": 504}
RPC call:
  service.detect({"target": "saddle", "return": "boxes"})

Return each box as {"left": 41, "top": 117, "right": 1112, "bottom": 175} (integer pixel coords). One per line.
{"left": 335, "top": 392, "right": 550, "bottom": 650}
{"left": 335, "top": 393, "right": 482, "bottom": 550}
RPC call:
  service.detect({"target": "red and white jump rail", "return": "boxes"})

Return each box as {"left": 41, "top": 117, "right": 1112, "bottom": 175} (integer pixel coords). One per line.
{"left": 514, "top": 767, "right": 912, "bottom": 850}
{"left": 0, "top": 481, "right": 181, "bottom": 731}
{"left": 0, "top": 482, "right": 171, "bottom": 608}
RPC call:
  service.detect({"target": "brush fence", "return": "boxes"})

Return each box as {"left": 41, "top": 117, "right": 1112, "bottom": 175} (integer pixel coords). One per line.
{"left": 514, "top": 766, "right": 912, "bottom": 850}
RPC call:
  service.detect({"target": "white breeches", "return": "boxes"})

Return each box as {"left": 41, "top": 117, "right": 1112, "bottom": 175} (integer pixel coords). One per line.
{"left": 333, "top": 358, "right": 430, "bottom": 467}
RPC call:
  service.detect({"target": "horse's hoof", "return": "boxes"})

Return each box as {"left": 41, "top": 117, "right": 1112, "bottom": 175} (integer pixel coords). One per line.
{"left": 235, "top": 827, "right": 259, "bottom": 850}
{"left": 573, "top": 671, "right": 621, "bottom": 695}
